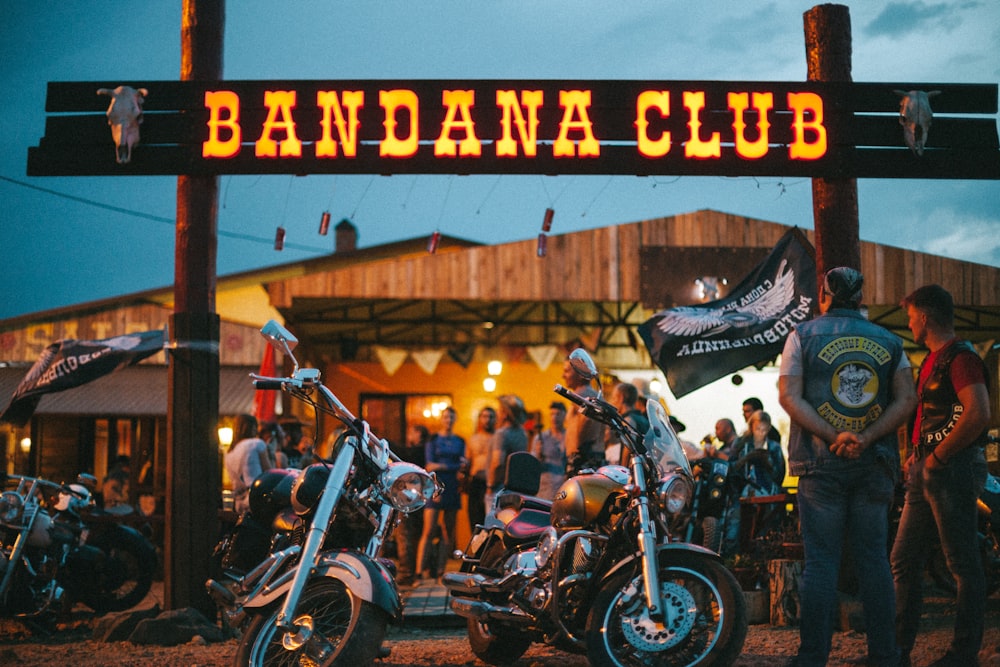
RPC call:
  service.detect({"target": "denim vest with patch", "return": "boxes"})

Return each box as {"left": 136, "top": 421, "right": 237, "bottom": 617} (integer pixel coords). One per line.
{"left": 788, "top": 309, "right": 904, "bottom": 476}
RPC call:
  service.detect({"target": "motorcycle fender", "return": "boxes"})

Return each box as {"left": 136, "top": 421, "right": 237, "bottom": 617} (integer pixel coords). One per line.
{"left": 242, "top": 551, "right": 402, "bottom": 621}
{"left": 601, "top": 542, "right": 724, "bottom": 584}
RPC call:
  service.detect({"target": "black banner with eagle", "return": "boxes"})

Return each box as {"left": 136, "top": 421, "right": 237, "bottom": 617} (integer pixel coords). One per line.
{"left": 638, "top": 228, "right": 816, "bottom": 397}
{"left": 0, "top": 330, "right": 165, "bottom": 426}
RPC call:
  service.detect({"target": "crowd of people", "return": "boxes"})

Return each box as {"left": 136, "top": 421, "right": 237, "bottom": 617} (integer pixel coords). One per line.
{"left": 220, "top": 276, "right": 989, "bottom": 667}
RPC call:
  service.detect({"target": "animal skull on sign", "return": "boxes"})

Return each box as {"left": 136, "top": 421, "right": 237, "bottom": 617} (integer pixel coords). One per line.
{"left": 893, "top": 89, "right": 941, "bottom": 156}
{"left": 97, "top": 85, "right": 148, "bottom": 164}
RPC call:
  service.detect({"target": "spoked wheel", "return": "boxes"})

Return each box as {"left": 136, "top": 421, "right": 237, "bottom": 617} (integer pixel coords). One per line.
{"left": 586, "top": 551, "right": 747, "bottom": 667}
{"left": 235, "top": 578, "right": 387, "bottom": 667}
{"left": 82, "top": 527, "right": 157, "bottom": 614}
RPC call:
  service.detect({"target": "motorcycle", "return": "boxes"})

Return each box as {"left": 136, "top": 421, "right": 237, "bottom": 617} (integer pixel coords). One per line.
{"left": 0, "top": 472, "right": 157, "bottom": 627}
{"left": 443, "top": 348, "right": 748, "bottom": 666}
{"left": 206, "top": 319, "right": 440, "bottom": 666}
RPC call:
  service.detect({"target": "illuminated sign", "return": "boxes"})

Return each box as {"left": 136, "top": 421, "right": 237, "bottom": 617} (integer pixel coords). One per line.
{"left": 200, "top": 87, "right": 827, "bottom": 162}
{"left": 26, "top": 80, "right": 1000, "bottom": 178}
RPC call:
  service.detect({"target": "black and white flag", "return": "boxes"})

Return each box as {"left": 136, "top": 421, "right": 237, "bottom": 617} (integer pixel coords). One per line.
{"left": 638, "top": 228, "right": 816, "bottom": 398}
{"left": 0, "top": 329, "right": 165, "bottom": 426}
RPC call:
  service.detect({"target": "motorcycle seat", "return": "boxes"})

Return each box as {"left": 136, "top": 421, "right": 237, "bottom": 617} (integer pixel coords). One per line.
{"left": 504, "top": 508, "right": 550, "bottom": 543}
{"left": 497, "top": 491, "right": 552, "bottom": 514}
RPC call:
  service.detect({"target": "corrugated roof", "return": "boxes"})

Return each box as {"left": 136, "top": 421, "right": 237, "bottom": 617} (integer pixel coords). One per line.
{"left": 0, "top": 365, "right": 256, "bottom": 417}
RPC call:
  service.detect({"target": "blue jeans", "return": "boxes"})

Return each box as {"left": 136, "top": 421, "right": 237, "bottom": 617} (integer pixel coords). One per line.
{"left": 795, "top": 463, "right": 898, "bottom": 667}
{"left": 891, "top": 446, "right": 987, "bottom": 659}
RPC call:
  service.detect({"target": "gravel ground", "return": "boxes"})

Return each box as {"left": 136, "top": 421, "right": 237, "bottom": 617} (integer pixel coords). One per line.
{"left": 1, "top": 594, "right": 997, "bottom": 666}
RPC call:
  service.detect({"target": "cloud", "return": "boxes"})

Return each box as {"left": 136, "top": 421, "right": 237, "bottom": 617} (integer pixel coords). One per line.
{"left": 919, "top": 210, "right": 1000, "bottom": 266}
{"left": 864, "top": 1, "right": 975, "bottom": 39}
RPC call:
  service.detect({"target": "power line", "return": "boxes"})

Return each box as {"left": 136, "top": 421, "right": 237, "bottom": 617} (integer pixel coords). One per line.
{"left": 0, "top": 174, "right": 329, "bottom": 253}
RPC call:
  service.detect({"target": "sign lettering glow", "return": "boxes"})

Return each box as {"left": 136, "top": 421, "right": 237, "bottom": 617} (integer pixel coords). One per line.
{"left": 201, "top": 86, "right": 829, "bottom": 163}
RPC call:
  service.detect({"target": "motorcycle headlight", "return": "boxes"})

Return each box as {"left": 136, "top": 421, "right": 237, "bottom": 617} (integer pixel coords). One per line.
{"left": 378, "top": 462, "right": 436, "bottom": 514}
{"left": 0, "top": 491, "right": 24, "bottom": 525}
{"left": 656, "top": 474, "right": 692, "bottom": 516}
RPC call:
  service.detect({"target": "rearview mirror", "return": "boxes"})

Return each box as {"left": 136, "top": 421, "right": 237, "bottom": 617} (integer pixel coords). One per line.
{"left": 260, "top": 320, "right": 299, "bottom": 372}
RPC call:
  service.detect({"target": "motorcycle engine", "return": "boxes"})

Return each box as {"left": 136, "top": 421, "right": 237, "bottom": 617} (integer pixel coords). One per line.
{"left": 550, "top": 469, "right": 625, "bottom": 531}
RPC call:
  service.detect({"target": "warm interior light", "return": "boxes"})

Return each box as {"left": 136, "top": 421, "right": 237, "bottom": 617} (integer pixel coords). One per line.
{"left": 19, "top": 437, "right": 30, "bottom": 453}
{"left": 483, "top": 377, "right": 497, "bottom": 392}
{"left": 218, "top": 427, "right": 234, "bottom": 448}
{"left": 649, "top": 380, "right": 663, "bottom": 395}
{"left": 487, "top": 360, "right": 503, "bottom": 376}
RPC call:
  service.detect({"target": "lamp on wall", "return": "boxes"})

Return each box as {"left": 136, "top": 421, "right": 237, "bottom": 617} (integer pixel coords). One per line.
{"left": 19, "top": 437, "right": 31, "bottom": 453}
{"left": 218, "top": 426, "right": 234, "bottom": 451}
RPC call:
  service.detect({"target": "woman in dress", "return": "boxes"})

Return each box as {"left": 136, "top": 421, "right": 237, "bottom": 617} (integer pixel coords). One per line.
{"left": 416, "top": 406, "right": 466, "bottom": 581}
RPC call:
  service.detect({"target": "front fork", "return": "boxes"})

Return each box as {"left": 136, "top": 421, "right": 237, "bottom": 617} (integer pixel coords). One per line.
{"left": 631, "top": 461, "right": 663, "bottom": 619}
{"left": 275, "top": 445, "right": 354, "bottom": 632}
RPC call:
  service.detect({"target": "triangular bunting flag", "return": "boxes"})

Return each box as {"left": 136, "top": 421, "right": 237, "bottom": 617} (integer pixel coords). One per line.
{"left": 374, "top": 346, "right": 408, "bottom": 376}
{"left": 411, "top": 349, "right": 445, "bottom": 375}
{"left": 448, "top": 344, "right": 476, "bottom": 368}
{"left": 527, "top": 345, "right": 559, "bottom": 372}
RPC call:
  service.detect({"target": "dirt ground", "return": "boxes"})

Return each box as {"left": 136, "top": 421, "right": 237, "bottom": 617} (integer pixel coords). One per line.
{"left": 1, "top": 594, "right": 997, "bottom": 666}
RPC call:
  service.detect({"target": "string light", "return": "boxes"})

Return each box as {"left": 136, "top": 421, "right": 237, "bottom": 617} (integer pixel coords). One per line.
{"left": 427, "top": 230, "right": 441, "bottom": 254}
{"left": 542, "top": 207, "right": 554, "bottom": 232}
{"left": 318, "top": 211, "right": 331, "bottom": 235}
{"left": 274, "top": 226, "right": 285, "bottom": 251}
{"left": 537, "top": 233, "right": 547, "bottom": 257}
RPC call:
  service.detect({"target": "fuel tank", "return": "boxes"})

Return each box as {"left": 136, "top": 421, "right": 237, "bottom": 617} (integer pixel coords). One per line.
{"left": 550, "top": 467, "right": 627, "bottom": 531}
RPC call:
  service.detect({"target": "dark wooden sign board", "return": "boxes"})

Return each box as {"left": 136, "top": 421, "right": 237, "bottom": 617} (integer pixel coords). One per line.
{"left": 28, "top": 80, "right": 999, "bottom": 179}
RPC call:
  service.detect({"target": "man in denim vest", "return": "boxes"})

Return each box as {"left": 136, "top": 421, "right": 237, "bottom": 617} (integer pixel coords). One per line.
{"left": 892, "top": 284, "right": 990, "bottom": 667}
{"left": 779, "top": 267, "right": 916, "bottom": 667}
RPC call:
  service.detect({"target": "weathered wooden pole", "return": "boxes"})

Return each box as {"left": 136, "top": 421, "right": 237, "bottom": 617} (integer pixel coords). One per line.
{"left": 166, "top": 0, "right": 224, "bottom": 616}
{"left": 804, "top": 4, "right": 860, "bottom": 286}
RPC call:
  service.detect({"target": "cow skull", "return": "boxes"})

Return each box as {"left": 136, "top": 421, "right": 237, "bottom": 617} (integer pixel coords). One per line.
{"left": 97, "top": 85, "right": 148, "bottom": 164}
{"left": 893, "top": 89, "right": 941, "bottom": 156}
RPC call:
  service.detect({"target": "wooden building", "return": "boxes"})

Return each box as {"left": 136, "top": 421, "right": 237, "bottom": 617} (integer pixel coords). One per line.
{"left": 2, "top": 210, "right": 998, "bottom": 517}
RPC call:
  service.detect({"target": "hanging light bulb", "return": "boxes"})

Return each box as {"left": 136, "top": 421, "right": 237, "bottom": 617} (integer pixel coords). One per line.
{"left": 274, "top": 226, "right": 285, "bottom": 251}
{"left": 318, "top": 211, "right": 331, "bottom": 235}
{"left": 483, "top": 377, "right": 497, "bottom": 392}
{"left": 427, "top": 230, "right": 441, "bottom": 254}
{"left": 487, "top": 360, "right": 503, "bottom": 376}
{"left": 542, "top": 207, "right": 555, "bottom": 232}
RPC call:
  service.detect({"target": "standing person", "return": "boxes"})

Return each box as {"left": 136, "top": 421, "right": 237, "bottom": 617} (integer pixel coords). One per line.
{"left": 531, "top": 401, "right": 567, "bottom": 499}
{"left": 485, "top": 395, "right": 529, "bottom": 504}
{"left": 395, "top": 423, "right": 428, "bottom": 587}
{"left": 606, "top": 382, "right": 649, "bottom": 466}
{"left": 280, "top": 419, "right": 305, "bottom": 468}
{"left": 224, "top": 414, "right": 274, "bottom": 514}
{"left": 465, "top": 406, "right": 496, "bottom": 531}
{"left": 562, "top": 355, "right": 605, "bottom": 474}
{"left": 258, "top": 421, "right": 286, "bottom": 468}
{"left": 417, "top": 406, "right": 465, "bottom": 582}
{"left": 892, "top": 284, "right": 991, "bottom": 667}
{"left": 778, "top": 267, "right": 916, "bottom": 667}
{"left": 741, "top": 396, "right": 782, "bottom": 443}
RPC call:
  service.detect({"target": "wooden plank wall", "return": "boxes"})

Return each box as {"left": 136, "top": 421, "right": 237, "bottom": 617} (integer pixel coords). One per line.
{"left": 266, "top": 211, "right": 998, "bottom": 310}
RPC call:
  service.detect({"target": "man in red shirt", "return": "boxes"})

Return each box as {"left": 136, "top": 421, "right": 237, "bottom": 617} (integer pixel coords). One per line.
{"left": 892, "top": 284, "right": 991, "bottom": 667}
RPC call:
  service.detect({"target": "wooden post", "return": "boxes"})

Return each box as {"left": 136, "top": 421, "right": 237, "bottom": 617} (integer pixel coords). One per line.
{"left": 804, "top": 4, "right": 860, "bottom": 285}
{"left": 166, "top": 0, "right": 224, "bottom": 617}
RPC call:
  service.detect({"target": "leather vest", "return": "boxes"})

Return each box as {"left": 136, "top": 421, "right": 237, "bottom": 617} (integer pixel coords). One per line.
{"left": 916, "top": 339, "right": 989, "bottom": 448}
{"left": 788, "top": 309, "right": 904, "bottom": 473}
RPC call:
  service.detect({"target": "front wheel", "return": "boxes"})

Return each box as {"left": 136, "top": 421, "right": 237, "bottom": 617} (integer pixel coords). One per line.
{"left": 586, "top": 551, "right": 747, "bottom": 667}
{"left": 235, "top": 578, "right": 387, "bottom": 667}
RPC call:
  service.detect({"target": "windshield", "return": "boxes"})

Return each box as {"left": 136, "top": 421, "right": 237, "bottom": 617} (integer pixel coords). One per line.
{"left": 643, "top": 399, "right": 692, "bottom": 478}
